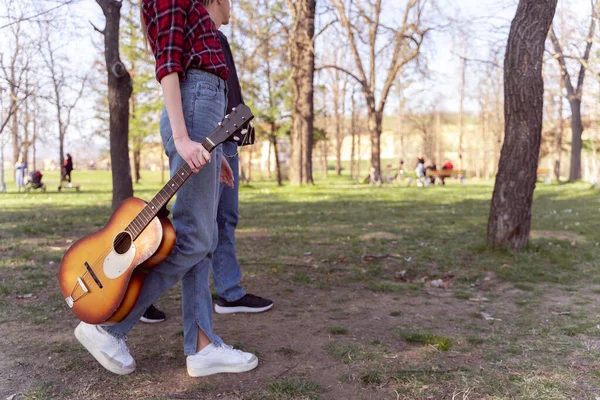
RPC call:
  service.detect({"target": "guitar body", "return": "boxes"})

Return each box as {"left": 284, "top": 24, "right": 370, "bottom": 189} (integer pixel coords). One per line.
{"left": 58, "top": 197, "right": 175, "bottom": 325}
{"left": 106, "top": 216, "right": 176, "bottom": 324}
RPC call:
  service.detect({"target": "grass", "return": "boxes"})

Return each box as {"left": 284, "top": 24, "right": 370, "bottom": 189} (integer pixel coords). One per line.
{"left": 2, "top": 171, "right": 600, "bottom": 398}
{"left": 327, "top": 326, "right": 348, "bottom": 335}
{"left": 254, "top": 377, "right": 325, "bottom": 400}
{"left": 393, "top": 328, "right": 453, "bottom": 351}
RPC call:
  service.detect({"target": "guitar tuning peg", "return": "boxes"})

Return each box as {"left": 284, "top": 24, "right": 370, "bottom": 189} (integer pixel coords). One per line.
{"left": 225, "top": 114, "right": 230, "bottom": 119}
{"left": 218, "top": 122, "right": 222, "bottom": 126}
{"left": 241, "top": 129, "right": 248, "bottom": 134}
{"left": 232, "top": 107, "right": 236, "bottom": 112}
{"left": 234, "top": 136, "right": 240, "bottom": 141}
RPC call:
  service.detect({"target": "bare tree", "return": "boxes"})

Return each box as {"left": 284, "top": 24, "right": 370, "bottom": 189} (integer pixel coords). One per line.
{"left": 0, "top": 18, "right": 31, "bottom": 164}
{"left": 322, "top": 0, "right": 431, "bottom": 183}
{"left": 95, "top": 0, "right": 133, "bottom": 209}
{"left": 487, "top": 0, "right": 558, "bottom": 250}
{"left": 408, "top": 109, "right": 435, "bottom": 161}
{"left": 548, "top": 1, "right": 599, "bottom": 181}
{"left": 40, "top": 22, "right": 88, "bottom": 169}
{"left": 286, "top": 0, "right": 316, "bottom": 185}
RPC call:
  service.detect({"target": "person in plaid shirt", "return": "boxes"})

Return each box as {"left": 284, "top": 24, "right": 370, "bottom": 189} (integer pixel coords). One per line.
{"left": 73, "top": 0, "right": 258, "bottom": 378}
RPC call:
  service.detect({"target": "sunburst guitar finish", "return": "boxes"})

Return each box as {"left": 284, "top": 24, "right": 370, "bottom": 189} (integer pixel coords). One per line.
{"left": 57, "top": 105, "right": 255, "bottom": 324}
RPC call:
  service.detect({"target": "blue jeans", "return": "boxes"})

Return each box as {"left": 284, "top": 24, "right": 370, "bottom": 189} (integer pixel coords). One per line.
{"left": 105, "top": 70, "right": 227, "bottom": 355}
{"left": 212, "top": 141, "right": 246, "bottom": 302}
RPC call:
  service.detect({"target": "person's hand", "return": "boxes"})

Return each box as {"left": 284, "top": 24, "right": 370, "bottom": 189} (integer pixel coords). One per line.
{"left": 173, "top": 135, "right": 211, "bottom": 173}
{"left": 220, "top": 157, "right": 234, "bottom": 188}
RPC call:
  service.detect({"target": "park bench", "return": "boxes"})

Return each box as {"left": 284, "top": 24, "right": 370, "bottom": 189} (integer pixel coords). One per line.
{"left": 537, "top": 168, "right": 552, "bottom": 184}
{"left": 427, "top": 169, "right": 466, "bottom": 184}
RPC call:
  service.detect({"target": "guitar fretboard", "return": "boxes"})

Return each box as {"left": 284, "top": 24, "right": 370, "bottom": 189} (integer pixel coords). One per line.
{"left": 125, "top": 138, "right": 215, "bottom": 240}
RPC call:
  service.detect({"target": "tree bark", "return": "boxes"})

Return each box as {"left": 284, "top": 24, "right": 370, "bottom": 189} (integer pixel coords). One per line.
{"left": 487, "top": 0, "right": 558, "bottom": 250}
{"left": 367, "top": 107, "right": 382, "bottom": 183}
{"left": 554, "top": 78, "right": 564, "bottom": 181}
{"left": 271, "top": 133, "right": 282, "bottom": 186}
{"left": 287, "top": 0, "right": 315, "bottom": 185}
{"left": 98, "top": 0, "right": 134, "bottom": 210}
{"left": 350, "top": 92, "right": 356, "bottom": 179}
{"left": 568, "top": 98, "right": 583, "bottom": 180}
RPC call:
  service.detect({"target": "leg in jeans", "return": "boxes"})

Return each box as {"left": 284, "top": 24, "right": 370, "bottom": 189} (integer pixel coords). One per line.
{"left": 212, "top": 141, "right": 246, "bottom": 302}
{"left": 105, "top": 71, "right": 226, "bottom": 355}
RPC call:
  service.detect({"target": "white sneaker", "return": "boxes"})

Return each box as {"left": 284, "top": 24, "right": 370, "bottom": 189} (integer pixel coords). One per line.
{"left": 186, "top": 343, "right": 258, "bottom": 377}
{"left": 74, "top": 322, "right": 136, "bottom": 375}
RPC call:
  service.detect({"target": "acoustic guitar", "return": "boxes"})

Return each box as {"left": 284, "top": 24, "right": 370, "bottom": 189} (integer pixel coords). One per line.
{"left": 58, "top": 105, "right": 254, "bottom": 325}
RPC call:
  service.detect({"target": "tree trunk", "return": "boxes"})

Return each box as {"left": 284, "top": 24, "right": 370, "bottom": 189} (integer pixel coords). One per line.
{"left": 288, "top": 0, "right": 316, "bottom": 185}
{"left": 267, "top": 140, "right": 272, "bottom": 179}
{"left": 487, "top": 0, "right": 558, "bottom": 250}
{"left": 435, "top": 109, "right": 442, "bottom": 166}
{"left": 568, "top": 98, "right": 583, "bottom": 180}
{"left": 333, "top": 72, "right": 342, "bottom": 176}
{"left": 133, "top": 148, "right": 141, "bottom": 184}
{"left": 350, "top": 93, "right": 356, "bottom": 179}
{"left": 271, "top": 134, "right": 282, "bottom": 186}
{"left": 357, "top": 121, "right": 362, "bottom": 181}
{"left": 554, "top": 78, "right": 564, "bottom": 181}
{"left": 10, "top": 86, "right": 18, "bottom": 164}
{"left": 98, "top": 0, "right": 134, "bottom": 210}
{"left": 367, "top": 108, "right": 382, "bottom": 183}
{"left": 458, "top": 56, "right": 466, "bottom": 170}
{"left": 323, "top": 137, "right": 328, "bottom": 177}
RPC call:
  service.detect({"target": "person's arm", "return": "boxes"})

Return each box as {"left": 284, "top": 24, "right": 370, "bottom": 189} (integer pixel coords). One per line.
{"left": 161, "top": 73, "right": 210, "bottom": 173}
{"left": 149, "top": 0, "right": 209, "bottom": 173}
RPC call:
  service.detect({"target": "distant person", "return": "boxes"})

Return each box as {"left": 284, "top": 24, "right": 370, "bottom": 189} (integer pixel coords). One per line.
{"left": 425, "top": 160, "right": 437, "bottom": 185}
{"left": 440, "top": 159, "right": 454, "bottom": 185}
{"left": 415, "top": 153, "right": 427, "bottom": 187}
{"left": 62, "top": 154, "right": 74, "bottom": 184}
{"left": 14, "top": 157, "right": 27, "bottom": 193}
{"left": 396, "top": 159, "right": 405, "bottom": 182}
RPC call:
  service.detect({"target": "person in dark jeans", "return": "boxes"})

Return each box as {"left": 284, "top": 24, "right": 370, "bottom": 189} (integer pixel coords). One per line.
{"left": 63, "top": 154, "right": 74, "bottom": 183}
{"left": 142, "top": 30, "right": 272, "bottom": 324}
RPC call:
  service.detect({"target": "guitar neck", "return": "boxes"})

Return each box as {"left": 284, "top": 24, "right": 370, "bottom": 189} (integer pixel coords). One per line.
{"left": 126, "top": 138, "right": 217, "bottom": 240}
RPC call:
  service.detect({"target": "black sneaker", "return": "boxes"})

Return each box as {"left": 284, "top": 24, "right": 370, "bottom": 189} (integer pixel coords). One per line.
{"left": 214, "top": 294, "right": 273, "bottom": 315}
{"left": 140, "top": 304, "right": 166, "bottom": 324}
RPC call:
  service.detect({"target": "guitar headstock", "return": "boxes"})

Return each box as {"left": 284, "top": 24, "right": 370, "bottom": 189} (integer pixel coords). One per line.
{"left": 206, "top": 104, "right": 254, "bottom": 150}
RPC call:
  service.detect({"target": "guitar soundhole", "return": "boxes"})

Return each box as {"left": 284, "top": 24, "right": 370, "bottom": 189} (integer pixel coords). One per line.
{"left": 113, "top": 232, "right": 132, "bottom": 255}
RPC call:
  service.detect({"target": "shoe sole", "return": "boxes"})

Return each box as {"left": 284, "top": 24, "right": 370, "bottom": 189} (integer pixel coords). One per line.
{"left": 140, "top": 316, "right": 166, "bottom": 324}
{"left": 214, "top": 303, "right": 273, "bottom": 315}
{"left": 187, "top": 355, "right": 258, "bottom": 377}
{"left": 74, "top": 324, "right": 136, "bottom": 375}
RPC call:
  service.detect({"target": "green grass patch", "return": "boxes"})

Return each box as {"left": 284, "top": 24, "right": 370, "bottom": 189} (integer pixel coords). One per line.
{"left": 393, "top": 328, "right": 453, "bottom": 351}
{"left": 324, "top": 342, "right": 378, "bottom": 364}
{"left": 259, "top": 377, "right": 325, "bottom": 400}
{"left": 327, "top": 326, "right": 348, "bottom": 335}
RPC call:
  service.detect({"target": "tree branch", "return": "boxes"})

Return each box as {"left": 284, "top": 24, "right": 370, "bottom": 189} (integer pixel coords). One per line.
{"left": 90, "top": 21, "right": 105, "bottom": 35}
{"left": 315, "top": 64, "right": 365, "bottom": 88}
{"left": 0, "top": 0, "right": 77, "bottom": 30}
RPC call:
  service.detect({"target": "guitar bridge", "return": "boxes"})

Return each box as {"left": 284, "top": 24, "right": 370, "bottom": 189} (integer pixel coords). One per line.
{"left": 65, "top": 277, "right": 89, "bottom": 308}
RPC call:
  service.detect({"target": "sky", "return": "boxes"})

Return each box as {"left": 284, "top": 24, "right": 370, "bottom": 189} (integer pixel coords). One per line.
{"left": 0, "top": 0, "right": 594, "bottom": 160}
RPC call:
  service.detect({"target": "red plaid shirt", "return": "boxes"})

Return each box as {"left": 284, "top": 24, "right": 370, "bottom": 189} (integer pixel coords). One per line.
{"left": 141, "top": 0, "right": 230, "bottom": 83}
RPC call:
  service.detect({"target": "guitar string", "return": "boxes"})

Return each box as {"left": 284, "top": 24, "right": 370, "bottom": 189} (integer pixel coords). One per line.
{"left": 77, "top": 159, "right": 191, "bottom": 287}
